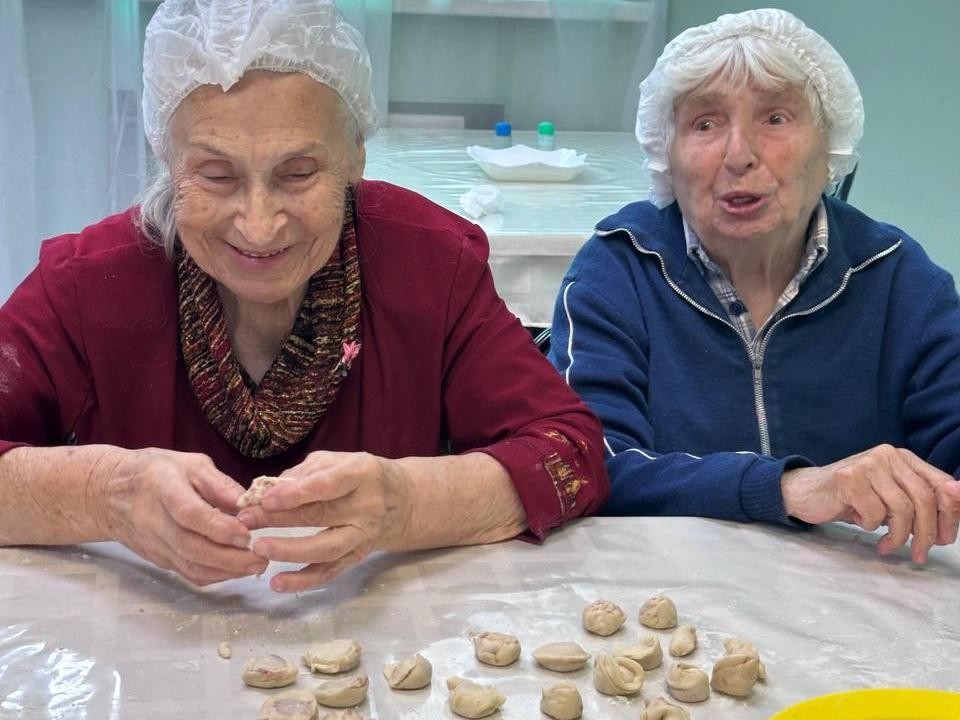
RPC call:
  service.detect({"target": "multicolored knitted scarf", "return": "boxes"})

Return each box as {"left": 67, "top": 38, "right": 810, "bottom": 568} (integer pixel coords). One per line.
{"left": 177, "top": 193, "right": 362, "bottom": 458}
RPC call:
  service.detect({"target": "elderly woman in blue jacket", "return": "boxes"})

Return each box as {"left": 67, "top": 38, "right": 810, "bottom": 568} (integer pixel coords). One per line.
{"left": 550, "top": 8, "right": 960, "bottom": 564}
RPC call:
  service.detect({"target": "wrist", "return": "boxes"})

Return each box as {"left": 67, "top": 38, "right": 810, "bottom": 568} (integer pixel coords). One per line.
{"left": 86, "top": 445, "right": 134, "bottom": 541}
{"left": 376, "top": 457, "right": 415, "bottom": 551}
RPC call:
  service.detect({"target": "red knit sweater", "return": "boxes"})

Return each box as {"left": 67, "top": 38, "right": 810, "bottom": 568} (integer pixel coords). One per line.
{"left": 0, "top": 180, "right": 608, "bottom": 538}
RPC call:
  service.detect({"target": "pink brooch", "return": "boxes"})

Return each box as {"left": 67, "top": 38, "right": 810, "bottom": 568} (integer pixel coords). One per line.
{"left": 334, "top": 340, "right": 361, "bottom": 377}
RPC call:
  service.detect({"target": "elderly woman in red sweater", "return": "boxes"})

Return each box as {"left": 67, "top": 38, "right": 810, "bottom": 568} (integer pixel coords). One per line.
{"left": 0, "top": 0, "right": 607, "bottom": 592}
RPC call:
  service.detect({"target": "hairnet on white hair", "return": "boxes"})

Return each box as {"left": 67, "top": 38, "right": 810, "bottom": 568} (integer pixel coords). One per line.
{"left": 636, "top": 8, "right": 864, "bottom": 208}
{"left": 142, "top": 0, "right": 378, "bottom": 157}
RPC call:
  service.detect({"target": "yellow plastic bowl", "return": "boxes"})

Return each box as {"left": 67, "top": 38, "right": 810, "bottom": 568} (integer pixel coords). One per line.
{"left": 772, "top": 689, "right": 960, "bottom": 720}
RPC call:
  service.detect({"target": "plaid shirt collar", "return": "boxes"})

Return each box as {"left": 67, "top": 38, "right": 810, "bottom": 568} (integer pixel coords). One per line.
{"left": 684, "top": 200, "right": 829, "bottom": 346}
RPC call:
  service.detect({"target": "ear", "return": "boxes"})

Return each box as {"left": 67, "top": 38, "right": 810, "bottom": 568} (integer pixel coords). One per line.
{"left": 348, "top": 140, "right": 366, "bottom": 184}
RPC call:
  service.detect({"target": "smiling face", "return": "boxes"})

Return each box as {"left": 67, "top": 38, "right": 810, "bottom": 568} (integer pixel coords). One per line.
{"left": 668, "top": 77, "right": 829, "bottom": 251}
{"left": 168, "top": 70, "right": 365, "bottom": 309}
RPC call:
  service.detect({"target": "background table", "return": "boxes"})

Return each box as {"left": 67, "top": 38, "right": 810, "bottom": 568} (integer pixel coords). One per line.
{"left": 1, "top": 518, "right": 957, "bottom": 719}
{"left": 364, "top": 128, "right": 650, "bottom": 326}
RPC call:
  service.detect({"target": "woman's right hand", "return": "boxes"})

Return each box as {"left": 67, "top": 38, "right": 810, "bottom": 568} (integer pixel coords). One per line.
{"left": 96, "top": 448, "right": 268, "bottom": 585}
{"left": 781, "top": 444, "right": 960, "bottom": 564}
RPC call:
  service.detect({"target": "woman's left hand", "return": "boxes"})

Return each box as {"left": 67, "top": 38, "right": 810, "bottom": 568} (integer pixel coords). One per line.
{"left": 236, "top": 451, "right": 413, "bottom": 592}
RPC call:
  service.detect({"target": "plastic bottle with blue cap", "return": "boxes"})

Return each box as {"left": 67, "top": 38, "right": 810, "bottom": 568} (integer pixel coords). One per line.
{"left": 493, "top": 121, "right": 512, "bottom": 149}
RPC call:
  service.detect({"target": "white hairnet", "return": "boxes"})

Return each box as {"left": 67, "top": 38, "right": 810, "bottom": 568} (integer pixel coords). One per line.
{"left": 636, "top": 8, "right": 864, "bottom": 208}
{"left": 142, "top": 0, "right": 378, "bottom": 157}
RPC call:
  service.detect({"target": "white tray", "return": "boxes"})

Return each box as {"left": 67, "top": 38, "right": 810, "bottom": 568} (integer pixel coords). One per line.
{"left": 466, "top": 144, "right": 588, "bottom": 182}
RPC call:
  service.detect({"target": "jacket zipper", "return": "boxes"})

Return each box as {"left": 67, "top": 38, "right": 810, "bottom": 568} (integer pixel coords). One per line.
{"left": 597, "top": 226, "right": 902, "bottom": 455}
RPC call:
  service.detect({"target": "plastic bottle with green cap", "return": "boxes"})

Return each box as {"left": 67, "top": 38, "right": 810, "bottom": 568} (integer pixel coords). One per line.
{"left": 537, "top": 121, "right": 555, "bottom": 151}
{"left": 493, "top": 121, "right": 512, "bottom": 149}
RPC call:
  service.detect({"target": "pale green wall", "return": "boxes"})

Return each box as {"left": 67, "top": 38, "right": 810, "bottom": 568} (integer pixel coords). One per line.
{"left": 668, "top": 0, "right": 960, "bottom": 275}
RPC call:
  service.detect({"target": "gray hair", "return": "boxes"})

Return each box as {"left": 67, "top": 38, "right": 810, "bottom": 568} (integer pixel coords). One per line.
{"left": 137, "top": 82, "right": 362, "bottom": 256}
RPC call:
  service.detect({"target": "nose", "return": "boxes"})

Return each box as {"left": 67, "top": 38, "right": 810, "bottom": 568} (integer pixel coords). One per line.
{"left": 722, "top": 119, "right": 759, "bottom": 175}
{"left": 234, "top": 180, "right": 285, "bottom": 247}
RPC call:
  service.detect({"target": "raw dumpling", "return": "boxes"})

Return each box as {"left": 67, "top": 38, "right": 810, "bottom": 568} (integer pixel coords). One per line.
{"left": 317, "top": 711, "right": 362, "bottom": 720}
{"left": 533, "top": 642, "right": 591, "bottom": 672}
{"left": 592, "top": 654, "right": 644, "bottom": 696}
{"left": 257, "top": 689, "right": 317, "bottom": 720}
{"left": 723, "top": 637, "right": 767, "bottom": 680}
{"left": 638, "top": 595, "right": 678, "bottom": 630}
{"left": 668, "top": 625, "right": 697, "bottom": 657}
{"left": 446, "top": 676, "right": 506, "bottom": 719}
{"left": 303, "top": 639, "right": 362, "bottom": 674}
{"left": 314, "top": 674, "right": 369, "bottom": 708}
{"left": 614, "top": 634, "right": 663, "bottom": 670}
{"left": 582, "top": 599, "right": 626, "bottom": 636}
{"left": 237, "top": 475, "right": 288, "bottom": 508}
{"left": 540, "top": 681, "right": 583, "bottom": 720}
{"left": 666, "top": 662, "right": 709, "bottom": 703}
{"left": 383, "top": 653, "right": 432, "bottom": 690}
{"left": 640, "top": 697, "right": 692, "bottom": 720}
{"left": 317, "top": 708, "right": 363, "bottom": 720}
{"left": 711, "top": 654, "right": 761, "bottom": 697}
{"left": 243, "top": 654, "right": 299, "bottom": 688}
{"left": 472, "top": 631, "right": 521, "bottom": 667}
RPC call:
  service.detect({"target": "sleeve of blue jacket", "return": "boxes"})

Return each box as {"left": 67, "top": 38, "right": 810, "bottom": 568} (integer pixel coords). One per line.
{"left": 549, "top": 271, "right": 811, "bottom": 525}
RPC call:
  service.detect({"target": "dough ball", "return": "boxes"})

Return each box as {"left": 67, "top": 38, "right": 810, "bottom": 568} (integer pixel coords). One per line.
{"left": 582, "top": 599, "right": 626, "bottom": 636}
{"left": 446, "top": 676, "right": 506, "bottom": 719}
{"left": 540, "top": 680, "right": 583, "bottom": 720}
{"left": 257, "top": 689, "right": 317, "bottom": 720}
{"left": 472, "top": 631, "right": 521, "bottom": 667}
{"left": 638, "top": 595, "right": 678, "bottom": 630}
{"left": 533, "top": 642, "right": 591, "bottom": 672}
{"left": 383, "top": 653, "right": 432, "bottom": 690}
{"left": 217, "top": 641, "right": 232, "bottom": 659}
{"left": 711, "top": 654, "right": 761, "bottom": 697}
{"left": 317, "top": 711, "right": 363, "bottom": 720}
{"left": 237, "top": 475, "right": 288, "bottom": 509}
{"left": 314, "top": 674, "right": 369, "bottom": 708}
{"left": 668, "top": 625, "right": 697, "bottom": 657}
{"left": 613, "top": 633, "right": 663, "bottom": 670}
{"left": 665, "top": 662, "right": 709, "bottom": 703}
{"left": 243, "top": 654, "right": 299, "bottom": 689}
{"left": 592, "top": 654, "right": 644, "bottom": 696}
{"left": 723, "top": 637, "right": 767, "bottom": 680}
{"left": 303, "top": 639, "right": 362, "bottom": 674}
{"left": 640, "top": 696, "right": 692, "bottom": 720}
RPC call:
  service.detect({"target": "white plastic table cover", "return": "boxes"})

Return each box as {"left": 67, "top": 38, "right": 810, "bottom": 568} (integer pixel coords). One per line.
{"left": 1, "top": 517, "right": 958, "bottom": 719}
{"left": 363, "top": 128, "right": 650, "bottom": 326}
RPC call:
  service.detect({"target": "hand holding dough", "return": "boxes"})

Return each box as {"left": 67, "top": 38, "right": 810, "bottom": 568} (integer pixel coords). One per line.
{"left": 639, "top": 595, "right": 678, "bottom": 630}
{"left": 314, "top": 674, "right": 369, "bottom": 708}
{"left": 666, "top": 662, "right": 709, "bottom": 703}
{"left": 711, "top": 653, "right": 761, "bottom": 697}
{"left": 533, "top": 642, "right": 591, "bottom": 672}
{"left": 237, "top": 475, "right": 289, "bottom": 509}
{"left": 257, "top": 689, "right": 317, "bottom": 720}
{"left": 582, "top": 599, "right": 626, "bottom": 636}
{"left": 383, "top": 653, "right": 432, "bottom": 690}
{"left": 640, "top": 697, "right": 692, "bottom": 720}
{"left": 446, "top": 677, "right": 506, "bottom": 719}
{"left": 592, "top": 654, "right": 644, "bottom": 696}
{"left": 303, "top": 639, "right": 362, "bottom": 674}
{"left": 243, "top": 654, "right": 299, "bottom": 689}
{"left": 472, "top": 631, "right": 521, "bottom": 666}
{"left": 540, "top": 681, "right": 583, "bottom": 720}
{"left": 668, "top": 625, "right": 697, "bottom": 657}
{"left": 614, "top": 633, "right": 663, "bottom": 670}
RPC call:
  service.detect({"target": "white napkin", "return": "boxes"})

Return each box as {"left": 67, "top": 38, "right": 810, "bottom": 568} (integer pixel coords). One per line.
{"left": 459, "top": 184, "right": 503, "bottom": 219}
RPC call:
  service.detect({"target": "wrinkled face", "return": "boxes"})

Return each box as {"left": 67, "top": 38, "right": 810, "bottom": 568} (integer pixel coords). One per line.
{"left": 668, "top": 78, "right": 829, "bottom": 249}
{"left": 169, "top": 70, "right": 365, "bottom": 308}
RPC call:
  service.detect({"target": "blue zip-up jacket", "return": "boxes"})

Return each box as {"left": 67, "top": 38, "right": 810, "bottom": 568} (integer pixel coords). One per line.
{"left": 549, "top": 196, "right": 960, "bottom": 523}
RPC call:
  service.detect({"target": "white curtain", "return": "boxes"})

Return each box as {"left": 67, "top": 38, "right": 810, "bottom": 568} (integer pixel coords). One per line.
{"left": 0, "top": 0, "right": 37, "bottom": 302}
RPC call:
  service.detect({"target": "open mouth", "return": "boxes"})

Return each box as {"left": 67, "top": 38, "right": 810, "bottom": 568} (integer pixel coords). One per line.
{"left": 719, "top": 192, "right": 766, "bottom": 213}
{"left": 230, "top": 244, "right": 290, "bottom": 260}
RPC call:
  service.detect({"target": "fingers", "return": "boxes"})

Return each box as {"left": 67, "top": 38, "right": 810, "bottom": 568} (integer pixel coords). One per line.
{"left": 191, "top": 462, "right": 248, "bottom": 513}
{"left": 164, "top": 480, "right": 252, "bottom": 550}
{"left": 252, "top": 527, "right": 371, "bottom": 593}
{"left": 261, "top": 453, "right": 378, "bottom": 512}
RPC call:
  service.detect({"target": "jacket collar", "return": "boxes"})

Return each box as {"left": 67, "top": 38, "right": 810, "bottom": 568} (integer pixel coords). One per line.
{"left": 595, "top": 196, "right": 902, "bottom": 317}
